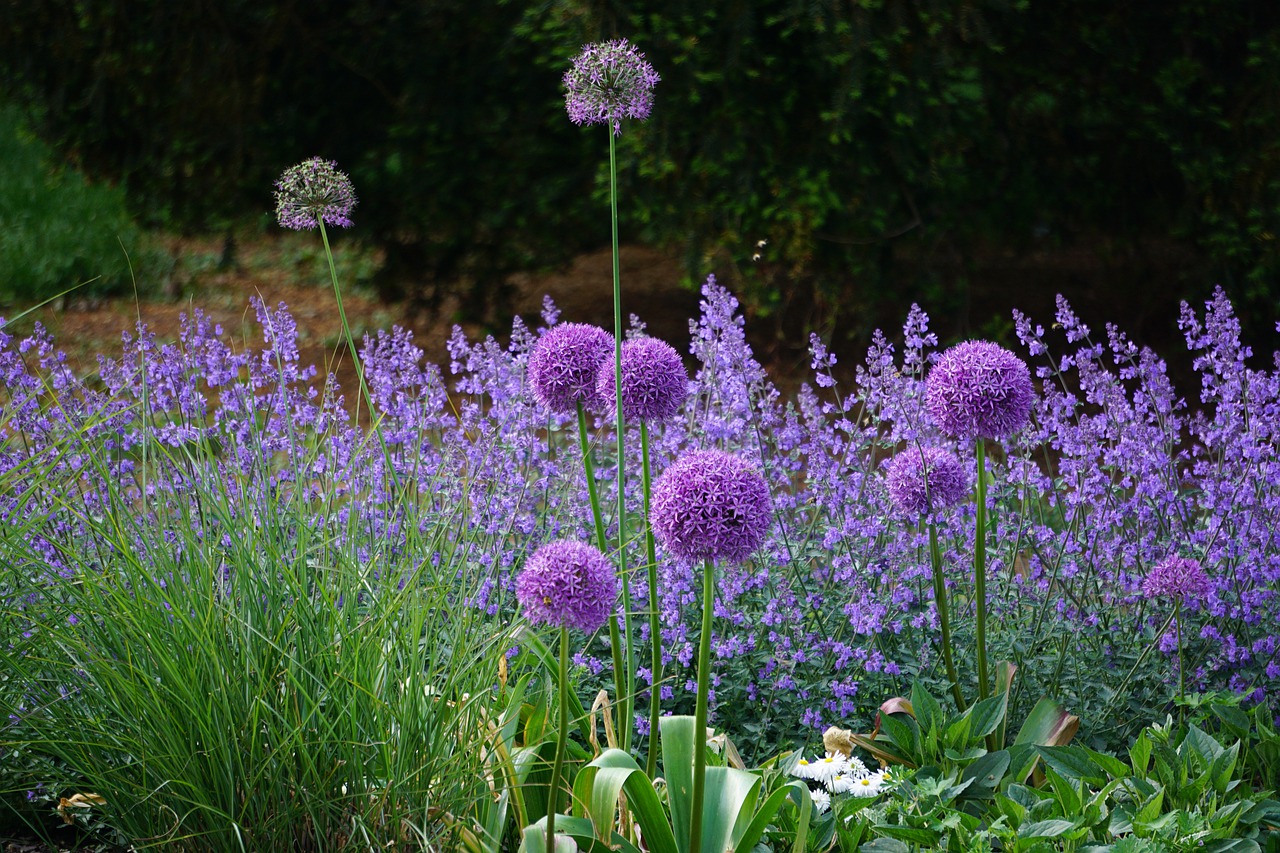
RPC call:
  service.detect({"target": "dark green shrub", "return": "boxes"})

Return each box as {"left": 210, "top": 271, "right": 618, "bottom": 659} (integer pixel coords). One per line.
{"left": 0, "top": 104, "right": 145, "bottom": 305}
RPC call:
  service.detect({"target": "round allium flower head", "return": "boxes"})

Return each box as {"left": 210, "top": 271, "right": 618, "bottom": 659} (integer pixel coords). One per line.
{"left": 651, "top": 449, "right": 772, "bottom": 563}
{"left": 516, "top": 540, "right": 617, "bottom": 634}
{"left": 528, "top": 323, "right": 613, "bottom": 413}
{"left": 564, "top": 39, "right": 660, "bottom": 135}
{"left": 885, "top": 446, "right": 968, "bottom": 516}
{"left": 596, "top": 336, "right": 688, "bottom": 421}
{"left": 1143, "top": 556, "right": 1211, "bottom": 601}
{"left": 925, "top": 340, "right": 1034, "bottom": 440}
{"left": 274, "top": 158, "right": 357, "bottom": 230}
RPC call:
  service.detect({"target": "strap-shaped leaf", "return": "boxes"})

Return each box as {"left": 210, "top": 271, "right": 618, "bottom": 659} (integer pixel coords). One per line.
{"left": 572, "top": 748, "right": 679, "bottom": 853}
{"left": 737, "top": 778, "right": 811, "bottom": 853}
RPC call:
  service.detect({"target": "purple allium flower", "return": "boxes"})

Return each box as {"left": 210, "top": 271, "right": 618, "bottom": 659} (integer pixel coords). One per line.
{"left": 925, "top": 340, "right": 1034, "bottom": 440}
{"left": 1143, "top": 556, "right": 1211, "bottom": 601}
{"left": 564, "top": 39, "right": 660, "bottom": 135}
{"left": 596, "top": 336, "right": 687, "bottom": 421}
{"left": 885, "top": 446, "right": 968, "bottom": 516}
{"left": 273, "top": 158, "right": 357, "bottom": 230}
{"left": 528, "top": 323, "right": 613, "bottom": 413}
{"left": 651, "top": 449, "right": 772, "bottom": 563}
{"left": 516, "top": 540, "right": 617, "bottom": 634}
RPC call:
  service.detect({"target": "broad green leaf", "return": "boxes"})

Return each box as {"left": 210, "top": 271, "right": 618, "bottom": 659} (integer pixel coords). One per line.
{"left": 1133, "top": 785, "right": 1165, "bottom": 824}
{"left": 1036, "top": 746, "right": 1109, "bottom": 785}
{"left": 966, "top": 694, "right": 1007, "bottom": 740}
{"left": 737, "top": 778, "right": 810, "bottom": 853}
{"left": 1208, "top": 740, "right": 1241, "bottom": 795}
{"left": 698, "top": 766, "right": 760, "bottom": 853}
{"left": 1018, "top": 818, "right": 1077, "bottom": 838}
{"left": 860, "top": 838, "right": 911, "bottom": 853}
{"left": 1128, "top": 733, "right": 1152, "bottom": 776}
{"left": 1082, "top": 747, "right": 1132, "bottom": 780}
{"left": 961, "top": 749, "right": 1010, "bottom": 793}
{"left": 1201, "top": 840, "right": 1261, "bottom": 853}
{"left": 1043, "top": 767, "right": 1081, "bottom": 816}
{"left": 1183, "top": 724, "right": 1225, "bottom": 762}
{"left": 879, "top": 712, "right": 920, "bottom": 759}
{"left": 519, "top": 815, "right": 629, "bottom": 853}
{"left": 1211, "top": 704, "right": 1252, "bottom": 740}
{"left": 573, "top": 749, "right": 678, "bottom": 853}
{"left": 943, "top": 746, "right": 986, "bottom": 763}
{"left": 911, "top": 682, "right": 943, "bottom": 742}
{"left": 874, "top": 823, "right": 941, "bottom": 844}
{"left": 1015, "top": 698, "right": 1080, "bottom": 748}
{"left": 660, "top": 715, "right": 698, "bottom": 852}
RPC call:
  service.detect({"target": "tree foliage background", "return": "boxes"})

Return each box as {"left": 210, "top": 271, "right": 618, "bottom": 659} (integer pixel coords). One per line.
{"left": 1, "top": 0, "right": 1278, "bottom": 343}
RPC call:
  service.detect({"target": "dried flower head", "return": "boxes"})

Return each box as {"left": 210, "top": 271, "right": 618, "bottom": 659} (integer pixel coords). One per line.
{"left": 925, "top": 340, "right": 1034, "bottom": 440}
{"left": 885, "top": 446, "right": 968, "bottom": 516}
{"left": 274, "top": 158, "right": 357, "bottom": 230}
{"left": 596, "top": 336, "right": 688, "bottom": 421}
{"left": 1143, "top": 556, "right": 1210, "bottom": 601}
{"left": 516, "top": 540, "right": 617, "bottom": 634}
{"left": 651, "top": 449, "right": 772, "bottom": 563}
{"left": 564, "top": 39, "right": 660, "bottom": 135}
{"left": 528, "top": 323, "right": 613, "bottom": 413}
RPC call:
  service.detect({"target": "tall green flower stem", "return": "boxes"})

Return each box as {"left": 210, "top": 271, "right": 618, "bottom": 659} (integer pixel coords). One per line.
{"left": 927, "top": 521, "right": 966, "bottom": 713}
{"left": 607, "top": 129, "right": 636, "bottom": 753}
{"left": 546, "top": 627, "right": 571, "bottom": 853}
{"left": 974, "top": 438, "right": 991, "bottom": 708}
{"left": 640, "top": 420, "right": 663, "bottom": 778}
{"left": 317, "top": 220, "right": 375, "bottom": 424}
{"left": 1175, "top": 597, "right": 1187, "bottom": 723}
{"left": 689, "top": 556, "right": 716, "bottom": 853}
{"left": 577, "top": 402, "right": 627, "bottom": 726}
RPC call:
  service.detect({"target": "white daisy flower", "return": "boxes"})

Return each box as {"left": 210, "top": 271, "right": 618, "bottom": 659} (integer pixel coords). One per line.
{"left": 809, "top": 752, "right": 849, "bottom": 784}
{"left": 790, "top": 755, "right": 818, "bottom": 780}
{"left": 828, "top": 772, "right": 853, "bottom": 794}
{"left": 849, "top": 772, "right": 883, "bottom": 798}
{"left": 810, "top": 788, "right": 831, "bottom": 813}
{"left": 846, "top": 755, "right": 869, "bottom": 777}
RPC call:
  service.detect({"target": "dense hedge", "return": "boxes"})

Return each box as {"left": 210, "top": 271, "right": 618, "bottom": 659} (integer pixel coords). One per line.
{"left": 2, "top": 1, "right": 1277, "bottom": 335}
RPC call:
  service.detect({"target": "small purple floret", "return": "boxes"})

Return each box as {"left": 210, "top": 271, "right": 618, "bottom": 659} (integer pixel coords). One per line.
{"left": 925, "top": 340, "right": 1034, "bottom": 440}
{"left": 516, "top": 540, "right": 617, "bottom": 634}
{"left": 528, "top": 323, "right": 613, "bottom": 413}
{"left": 1143, "top": 556, "right": 1210, "bottom": 601}
{"left": 273, "top": 158, "right": 357, "bottom": 230}
{"left": 651, "top": 449, "right": 772, "bottom": 563}
{"left": 597, "top": 336, "right": 688, "bottom": 421}
{"left": 564, "top": 39, "right": 660, "bottom": 135}
{"left": 885, "top": 446, "right": 968, "bottom": 516}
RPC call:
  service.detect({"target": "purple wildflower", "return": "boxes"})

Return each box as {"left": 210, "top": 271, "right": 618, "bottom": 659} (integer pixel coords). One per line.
{"left": 528, "top": 323, "right": 613, "bottom": 413}
{"left": 1143, "top": 556, "right": 1211, "bottom": 601}
{"left": 885, "top": 446, "right": 968, "bottom": 516}
{"left": 273, "top": 158, "right": 357, "bottom": 230}
{"left": 516, "top": 540, "right": 617, "bottom": 634}
{"left": 596, "top": 336, "right": 687, "bottom": 421}
{"left": 651, "top": 449, "right": 772, "bottom": 563}
{"left": 925, "top": 340, "right": 1034, "bottom": 440}
{"left": 564, "top": 39, "right": 660, "bottom": 135}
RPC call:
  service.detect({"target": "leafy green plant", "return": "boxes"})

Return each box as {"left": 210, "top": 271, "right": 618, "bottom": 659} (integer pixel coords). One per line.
{"left": 0, "top": 103, "right": 150, "bottom": 305}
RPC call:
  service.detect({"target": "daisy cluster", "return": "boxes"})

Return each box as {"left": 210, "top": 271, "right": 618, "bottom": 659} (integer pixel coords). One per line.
{"left": 790, "top": 752, "right": 892, "bottom": 812}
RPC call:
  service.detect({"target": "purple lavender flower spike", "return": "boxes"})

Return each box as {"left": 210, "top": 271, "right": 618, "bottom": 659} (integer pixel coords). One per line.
{"left": 925, "top": 340, "right": 1034, "bottom": 440}
{"left": 1143, "top": 556, "right": 1211, "bottom": 601}
{"left": 651, "top": 449, "right": 772, "bottom": 563}
{"left": 596, "top": 336, "right": 688, "bottom": 421}
{"left": 516, "top": 540, "right": 617, "bottom": 634}
{"left": 273, "top": 158, "right": 357, "bottom": 230}
{"left": 564, "top": 39, "right": 660, "bottom": 135}
{"left": 885, "top": 446, "right": 968, "bottom": 516}
{"left": 528, "top": 322, "right": 613, "bottom": 413}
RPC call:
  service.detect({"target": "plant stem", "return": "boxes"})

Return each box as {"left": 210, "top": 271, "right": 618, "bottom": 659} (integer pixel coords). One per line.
{"left": 641, "top": 420, "right": 663, "bottom": 778}
{"left": 608, "top": 128, "right": 635, "bottom": 754}
{"left": 547, "top": 627, "right": 570, "bottom": 853}
{"left": 317, "top": 220, "right": 373, "bottom": 424}
{"left": 578, "top": 402, "right": 626, "bottom": 725}
{"left": 689, "top": 557, "right": 715, "bottom": 853}
{"left": 928, "top": 521, "right": 966, "bottom": 712}
{"left": 974, "top": 438, "right": 991, "bottom": 705}
{"left": 1175, "top": 597, "right": 1185, "bottom": 724}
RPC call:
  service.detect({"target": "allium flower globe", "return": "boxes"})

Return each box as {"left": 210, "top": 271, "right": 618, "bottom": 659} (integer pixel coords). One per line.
{"left": 925, "top": 340, "right": 1034, "bottom": 440}
{"left": 885, "top": 446, "right": 968, "bottom": 516}
{"left": 1143, "top": 556, "right": 1211, "bottom": 601}
{"left": 651, "top": 449, "right": 771, "bottom": 563}
{"left": 528, "top": 323, "right": 613, "bottom": 413}
{"left": 274, "top": 158, "right": 358, "bottom": 230}
{"left": 596, "top": 336, "right": 688, "bottom": 421}
{"left": 564, "top": 39, "right": 660, "bottom": 135}
{"left": 516, "top": 540, "right": 617, "bottom": 634}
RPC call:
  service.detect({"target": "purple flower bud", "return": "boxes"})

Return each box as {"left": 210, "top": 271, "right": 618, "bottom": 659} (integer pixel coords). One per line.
{"left": 516, "top": 540, "right": 617, "bottom": 634}
{"left": 885, "top": 446, "right": 968, "bottom": 516}
{"left": 564, "top": 39, "right": 660, "bottom": 135}
{"left": 596, "top": 336, "right": 688, "bottom": 421}
{"left": 925, "top": 340, "right": 1034, "bottom": 440}
{"left": 528, "top": 323, "right": 613, "bottom": 413}
{"left": 273, "top": 158, "right": 357, "bottom": 230}
{"left": 1143, "top": 556, "right": 1210, "bottom": 601}
{"left": 651, "top": 449, "right": 772, "bottom": 563}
